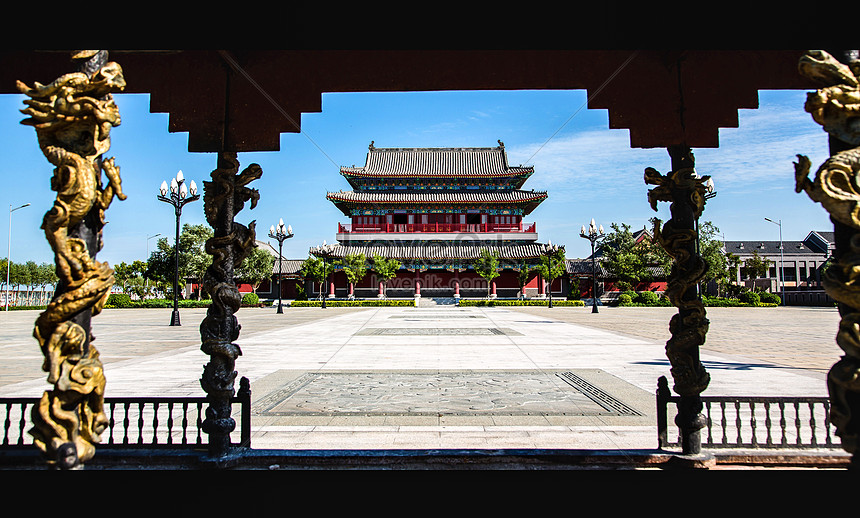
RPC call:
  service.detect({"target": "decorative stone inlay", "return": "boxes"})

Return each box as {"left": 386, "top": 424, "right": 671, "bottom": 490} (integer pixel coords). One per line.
{"left": 254, "top": 371, "right": 643, "bottom": 417}
{"left": 354, "top": 327, "right": 522, "bottom": 336}
{"left": 388, "top": 314, "right": 483, "bottom": 319}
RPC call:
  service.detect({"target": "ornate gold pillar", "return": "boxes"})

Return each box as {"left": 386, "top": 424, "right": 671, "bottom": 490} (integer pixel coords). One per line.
{"left": 199, "top": 152, "right": 261, "bottom": 458}
{"left": 17, "top": 51, "right": 127, "bottom": 469}
{"left": 794, "top": 49, "right": 860, "bottom": 466}
{"left": 645, "top": 145, "right": 713, "bottom": 461}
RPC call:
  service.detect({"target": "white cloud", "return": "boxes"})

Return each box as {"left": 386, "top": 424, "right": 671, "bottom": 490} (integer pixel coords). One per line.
{"left": 508, "top": 93, "right": 833, "bottom": 203}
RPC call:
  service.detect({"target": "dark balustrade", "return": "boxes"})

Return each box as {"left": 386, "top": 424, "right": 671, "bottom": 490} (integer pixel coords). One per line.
{"left": 1, "top": 378, "right": 251, "bottom": 451}
{"left": 657, "top": 376, "right": 838, "bottom": 450}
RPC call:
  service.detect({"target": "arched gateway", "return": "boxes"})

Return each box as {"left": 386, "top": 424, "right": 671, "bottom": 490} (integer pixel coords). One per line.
{"left": 310, "top": 141, "right": 557, "bottom": 299}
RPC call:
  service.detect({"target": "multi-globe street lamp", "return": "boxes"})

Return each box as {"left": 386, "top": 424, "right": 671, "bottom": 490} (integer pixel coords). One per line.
{"left": 6, "top": 203, "right": 29, "bottom": 311}
{"left": 580, "top": 219, "right": 604, "bottom": 314}
{"left": 157, "top": 170, "right": 199, "bottom": 326}
{"left": 268, "top": 219, "right": 294, "bottom": 314}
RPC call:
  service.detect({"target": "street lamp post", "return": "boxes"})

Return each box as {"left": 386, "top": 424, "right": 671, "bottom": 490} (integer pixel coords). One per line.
{"left": 580, "top": 219, "right": 604, "bottom": 314}
{"left": 6, "top": 203, "right": 29, "bottom": 311}
{"left": 317, "top": 241, "right": 334, "bottom": 309}
{"left": 268, "top": 219, "right": 294, "bottom": 314}
{"left": 145, "top": 233, "right": 161, "bottom": 298}
{"left": 146, "top": 232, "right": 162, "bottom": 258}
{"left": 157, "top": 170, "right": 199, "bottom": 326}
{"left": 765, "top": 217, "right": 786, "bottom": 306}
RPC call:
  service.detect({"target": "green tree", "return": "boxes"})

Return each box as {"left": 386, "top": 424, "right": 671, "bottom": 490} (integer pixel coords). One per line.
{"left": 474, "top": 249, "right": 501, "bottom": 299}
{"left": 9, "top": 261, "right": 30, "bottom": 306}
{"left": 236, "top": 247, "right": 276, "bottom": 295}
{"left": 533, "top": 247, "right": 566, "bottom": 304}
{"left": 516, "top": 262, "right": 532, "bottom": 300}
{"left": 300, "top": 255, "right": 335, "bottom": 300}
{"left": 723, "top": 252, "right": 742, "bottom": 296}
{"left": 371, "top": 254, "right": 401, "bottom": 299}
{"left": 25, "top": 261, "right": 40, "bottom": 305}
{"left": 113, "top": 261, "right": 136, "bottom": 293}
{"left": 743, "top": 250, "right": 772, "bottom": 280}
{"left": 601, "top": 222, "right": 671, "bottom": 289}
{"left": 146, "top": 223, "right": 213, "bottom": 299}
{"left": 698, "top": 221, "right": 727, "bottom": 291}
{"left": 34, "top": 262, "right": 58, "bottom": 305}
{"left": 339, "top": 253, "right": 368, "bottom": 299}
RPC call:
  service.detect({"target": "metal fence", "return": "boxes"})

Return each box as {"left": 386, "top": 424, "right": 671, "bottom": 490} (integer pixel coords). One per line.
{"left": 656, "top": 376, "right": 841, "bottom": 450}
{"left": 1, "top": 378, "right": 251, "bottom": 451}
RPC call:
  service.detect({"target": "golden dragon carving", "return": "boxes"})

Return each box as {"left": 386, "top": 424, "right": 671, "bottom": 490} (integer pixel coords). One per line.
{"left": 16, "top": 51, "right": 126, "bottom": 468}
{"left": 795, "top": 49, "right": 860, "bottom": 453}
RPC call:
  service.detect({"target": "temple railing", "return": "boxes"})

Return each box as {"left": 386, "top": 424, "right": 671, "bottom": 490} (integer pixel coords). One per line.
{"left": 1, "top": 378, "right": 251, "bottom": 451}
{"left": 656, "top": 376, "right": 840, "bottom": 450}
{"left": 338, "top": 222, "right": 537, "bottom": 234}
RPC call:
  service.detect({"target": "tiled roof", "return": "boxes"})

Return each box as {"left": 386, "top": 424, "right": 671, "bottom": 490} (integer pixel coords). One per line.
{"left": 326, "top": 189, "right": 547, "bottom": 204}
{"left": 723, "top": 240, "right": 826, "bottom": 256}
{"left": 565, "top": 259, "right": 667, "bottom": 278}
{"left": 271, "top": 259, "right": 305, "bottom": 276}
{"left": 566, "top": 259, "right": 607, "bottom": 276}
{"left": 309, "top": 242, "right": 560, "bottom": 262}
{"left": 340, "top": 143, "right": 532, "bottom": 179}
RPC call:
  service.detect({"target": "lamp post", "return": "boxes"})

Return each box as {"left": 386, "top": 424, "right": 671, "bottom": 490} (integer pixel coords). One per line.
{"left": 268, "top": 219, "right": 294, "bottom": 314}
{"left": 145, "top": 233, "right": 161, "bottom": 298}
{"left": 764, "top": 217, "right": 785, "bottom": 306}
{"left": 157, "top": 170, "right": 199, "bottom": 326}
{"left": 146, "top": 233, "right": 162, "bottom": 258}
{"left": 580, "top": 219, "right": 604, "bottom": 313}
{"left": 319, "top": 240, "right": 332, "bottom": 309}
{"left": 317, "top": 241, "right": 335, "bottom": 309}
{"left": 5, "top": 203, "right": 29, "bottom": 311}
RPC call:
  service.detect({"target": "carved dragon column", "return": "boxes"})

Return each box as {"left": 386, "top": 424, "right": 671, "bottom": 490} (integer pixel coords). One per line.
{"left": 794, "top": 49, "right": 860, "bottom": 467}
{"left": 645, "top": 145, "right": 712, "bottom": 461}
{"left": 199, "top": 152, "right": 260, "bottom": 458}
{"left": 16, "top": 51, "right": 127, "bottom": 469}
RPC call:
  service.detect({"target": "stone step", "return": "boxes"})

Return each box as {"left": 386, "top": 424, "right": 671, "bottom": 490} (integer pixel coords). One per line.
{"left": 417, "top": 297, "right": 459, "bottom": 307}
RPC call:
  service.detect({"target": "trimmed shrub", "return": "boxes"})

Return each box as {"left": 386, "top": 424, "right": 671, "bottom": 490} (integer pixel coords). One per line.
{"left": 106, "top": 293, "right": 132, "bottom": 308}
{"left": 460, "top": 299, "right": 585, "bottom": 307}
{"left": 289, "top": 299, "right": 416, "bottom": 307}
{"left": 739, "top": 291, "right": 760, "bottom": 305}
{"left": 758, "top": 292, "right": 781, "bottom": 305}
{"left": 241, "top": 292, "right": 259, "bottom": 306}
{"left": 617, "top": 293, "right": 633, "bottom": 306}
{"left": 635, "top": 291, "right": 659, "bottom": 305}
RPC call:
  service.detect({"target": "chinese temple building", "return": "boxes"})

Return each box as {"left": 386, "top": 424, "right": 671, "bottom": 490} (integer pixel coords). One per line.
{"left": 309, "top": 141, "right": 562, "bottom": 299}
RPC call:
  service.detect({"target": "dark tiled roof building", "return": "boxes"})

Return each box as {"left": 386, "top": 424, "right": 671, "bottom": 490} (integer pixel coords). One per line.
{"left": 310, "top": 142, "right": 560, "bottom": 298}
{"left": 722, "top": 230, "right": 833, "bottom": 293}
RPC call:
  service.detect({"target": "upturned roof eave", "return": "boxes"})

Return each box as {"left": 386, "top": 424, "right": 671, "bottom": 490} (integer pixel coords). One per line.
{"left": 326, "top": 191, "right": 548, "bottom": 216}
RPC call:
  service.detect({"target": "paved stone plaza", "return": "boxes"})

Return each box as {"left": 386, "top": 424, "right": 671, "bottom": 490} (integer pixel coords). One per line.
{"left": 0, "top": 303, "right": 844, "bottom": 452}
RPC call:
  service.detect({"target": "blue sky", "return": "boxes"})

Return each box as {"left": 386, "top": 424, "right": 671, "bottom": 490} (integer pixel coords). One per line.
{"left": 0, "top": 86, "right": 833, "bottom": 267}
